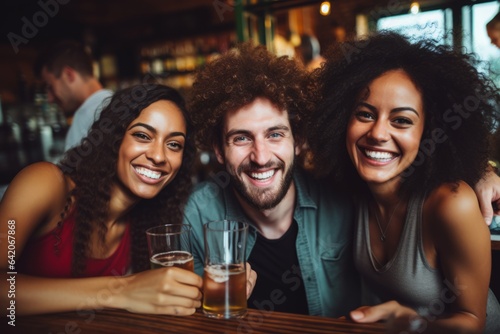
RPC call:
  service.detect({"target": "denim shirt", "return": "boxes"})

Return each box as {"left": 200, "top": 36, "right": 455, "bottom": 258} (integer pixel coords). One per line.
{"left": 183, "top": 169, "right": 361, "bottom": 317}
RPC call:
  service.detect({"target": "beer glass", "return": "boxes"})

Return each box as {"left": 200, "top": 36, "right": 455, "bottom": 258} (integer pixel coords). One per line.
{"left": 203, "top": 220, "right": 248, "bottom": 319}
{"left": 146, "top": 224, "right": 194, "bottom": 271}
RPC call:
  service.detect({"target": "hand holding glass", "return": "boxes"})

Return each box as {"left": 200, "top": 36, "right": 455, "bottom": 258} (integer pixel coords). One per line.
{"left": 203, "top": 220, "right": 248, "bottom": 319}
{"left": 146, "top": 224, "right": 194, "bottom": 271}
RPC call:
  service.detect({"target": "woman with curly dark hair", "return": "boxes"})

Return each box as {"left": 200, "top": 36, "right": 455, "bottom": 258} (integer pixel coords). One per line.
{"left": 0, "top": 84, "right": 203, "bottom": 316}
{"left": 309, "top": 32, "right": 500, "bottom": 332}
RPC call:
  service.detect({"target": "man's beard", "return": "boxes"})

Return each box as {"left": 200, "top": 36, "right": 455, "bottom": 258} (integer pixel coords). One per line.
{"left": 229, "top": 157, "right": 295, "bottom": 211}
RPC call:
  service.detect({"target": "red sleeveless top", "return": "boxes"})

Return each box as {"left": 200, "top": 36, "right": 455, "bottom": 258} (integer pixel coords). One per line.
{"left": 18, "top": 209, "right": 131, "bottom": 278}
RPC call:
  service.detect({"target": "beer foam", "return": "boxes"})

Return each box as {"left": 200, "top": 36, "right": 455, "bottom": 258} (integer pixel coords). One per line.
{"left": 205, "top": 265, "right": 229, "bottom": 283}
{"left": 151, "top": 251, "right": 193, "bottom": 266}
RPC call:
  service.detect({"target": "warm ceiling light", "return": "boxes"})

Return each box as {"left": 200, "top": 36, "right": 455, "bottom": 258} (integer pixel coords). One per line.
{"left": 320, "top": 1, "right": 331, "bottom": 16}
{"left": 410, "top": 2, "right": 420, "bottom": 14}
{"left": 290, "top": 33, "right": 301, "bottom": 47}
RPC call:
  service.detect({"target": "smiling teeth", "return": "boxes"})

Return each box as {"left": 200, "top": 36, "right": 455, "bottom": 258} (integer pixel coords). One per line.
{"left": 250, "top": 170, "right": 275, "bottom": 180}
{"left": 365, "top": 150, "right": 394, "bottom": 161}
{"left": 135, "top": 167, "right": 161, "bottom": 179}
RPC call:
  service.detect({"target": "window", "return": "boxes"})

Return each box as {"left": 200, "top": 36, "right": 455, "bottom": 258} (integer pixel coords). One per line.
{"left": 375, "top": 1, "right": 500, "bottom": 87}
{"left": 463, "top": 1, "right": 500, "bottom": 87}
{"left": 377, "top": 9, "right": 451, "bottom": 44}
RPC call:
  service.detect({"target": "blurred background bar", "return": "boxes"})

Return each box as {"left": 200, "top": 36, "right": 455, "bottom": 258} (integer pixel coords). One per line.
{"left": 1, "top": 0, "right": 499, "bottom": 291}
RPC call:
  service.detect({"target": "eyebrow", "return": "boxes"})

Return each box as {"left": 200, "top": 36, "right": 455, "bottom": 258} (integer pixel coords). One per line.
{"left": 225, "top": 125, "right": 290, "bottom": 139}
{"left": 358, "top": 102, "right": 420, "bottom": 117}
{"left": 225, "top": 129, "right": 250, "bottom": 139}
{"left": 128, "top": 122, "right": 186, "bottom": 138}
{"left": 268, "top": 125, "right": 291, "bottom": 132}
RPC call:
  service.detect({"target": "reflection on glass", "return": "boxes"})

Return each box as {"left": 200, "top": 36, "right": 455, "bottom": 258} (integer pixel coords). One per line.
{"left": 377, "top": 9, "right": 449, "bottom": 43}
{"left": 463, "top": 1, "right": 500, "bottom": 88}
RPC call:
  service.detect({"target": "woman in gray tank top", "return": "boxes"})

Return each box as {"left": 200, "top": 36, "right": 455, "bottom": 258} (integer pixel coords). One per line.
{"left": 309, "top": 31, "right": 500, "bottom": 333}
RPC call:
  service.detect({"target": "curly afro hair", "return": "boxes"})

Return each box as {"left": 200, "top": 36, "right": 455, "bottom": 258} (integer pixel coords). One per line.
{"left": 308, "top": 31, "right": 500, "bottom": 196}
{"left": 188, "top": 41, "right": 317, "bottom": 152}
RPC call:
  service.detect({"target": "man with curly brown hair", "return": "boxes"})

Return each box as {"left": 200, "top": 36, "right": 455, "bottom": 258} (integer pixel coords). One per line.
{"left": 183, "top": 42, "right": 361, "bottom": 317}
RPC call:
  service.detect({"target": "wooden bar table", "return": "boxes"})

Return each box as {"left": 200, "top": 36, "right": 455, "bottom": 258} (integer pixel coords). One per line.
{"left": 13, "top": 308, "right": 385, "bottom": 334}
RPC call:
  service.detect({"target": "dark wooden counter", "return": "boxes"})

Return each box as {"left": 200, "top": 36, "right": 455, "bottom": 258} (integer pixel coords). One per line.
{"left": 13, "top": 308, "right": 385, "bottom": 334}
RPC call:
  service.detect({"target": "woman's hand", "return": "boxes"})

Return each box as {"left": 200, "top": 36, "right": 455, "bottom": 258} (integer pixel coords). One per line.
{"left": 115, "top": 267, "right": 202, "bottom": 316}
{"left": 350, "top": 301, "right": 426, "bottom": 333}
{"left": 349, "top": 300, "right": 417, "bottom": 323}
{"left": 348, "top": 301, "right": 479, "bottom": 334}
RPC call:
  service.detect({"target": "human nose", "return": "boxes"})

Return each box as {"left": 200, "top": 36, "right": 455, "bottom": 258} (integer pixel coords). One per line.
{"left": 367, "top": 119, "right": 390, "bottom": 142}
{"left": 145, "top": 142, "right": 167, "bottom": 165}
{"left": 250, "top": 138, "right": 271, "bottom": 166}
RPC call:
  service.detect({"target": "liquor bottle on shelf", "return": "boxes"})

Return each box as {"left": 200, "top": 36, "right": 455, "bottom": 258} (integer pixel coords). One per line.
{"left": 140, "top": 48, "right": 152, "bottom": 74}
{"left": 138, "top": 31, "right": 237, "bottom": 89}
{"left": 20, "top": 103, "right": 44, "bottom": 164}
{"left": 0, "top": 96, "right": 24, "bottom": 184}
{"left": 34, "top": 88, "right": 56, "bottom": 162}
{"left": 163, "top": 44, "right": 177, "bottom": 72}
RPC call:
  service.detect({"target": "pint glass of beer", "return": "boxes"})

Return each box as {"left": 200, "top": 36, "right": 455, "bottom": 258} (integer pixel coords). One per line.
{"left": 146, "top": 224, "right": 194, "bottom": 272}
{"left": 203, "top": 220, "right": 248, "bottom": 319}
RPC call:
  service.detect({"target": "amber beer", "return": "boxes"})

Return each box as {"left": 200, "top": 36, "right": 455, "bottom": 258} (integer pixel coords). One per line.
{"left": 203, "top": 264, "right": 247, "bottom": 318}
{"left": 150, "top": 250, "right": 194, "bottom": 271}
{"left": 203, "top": 220, "right": 248, "bottom": 318}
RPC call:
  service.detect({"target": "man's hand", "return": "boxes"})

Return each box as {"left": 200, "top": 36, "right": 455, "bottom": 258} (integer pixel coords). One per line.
{"left": 246, "top": 262, "right": 257, "bottom": 298}
{"left": 474, "top": 168, "right": 500, "bottom": 225}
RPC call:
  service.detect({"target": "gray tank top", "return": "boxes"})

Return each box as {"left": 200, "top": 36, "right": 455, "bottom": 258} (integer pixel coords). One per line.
{"left": 354, "top": 192, "right": 500, "bottom": 333}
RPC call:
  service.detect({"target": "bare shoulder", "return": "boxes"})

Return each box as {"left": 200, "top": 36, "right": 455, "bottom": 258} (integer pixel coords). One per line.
{"left": 427, "top": 181, "right": 477, "bottom": 217}
{"left": 0, "top": 163, "right": 75, "bottom": 262}
{"left": 16, "top": 161, "right": 63, "bottom": 177}
{"left": 425, "top": 181, "right": 488, "bottom": 238}
{"left": 1, "top": 162, "right": 71, "bottom": 218}
{"left": 11, "top": 161, "right": 66, "bottom": 186}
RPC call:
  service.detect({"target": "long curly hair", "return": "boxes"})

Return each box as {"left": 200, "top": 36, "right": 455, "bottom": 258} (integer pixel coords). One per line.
{"left": 188, "top": 42, "right": 317, "bottom": 151}
{"left": 59, "top": 84, "right": 196, "bottom": 276}
{"left": 309, "top": 31, "right": 500, "bottom": 196}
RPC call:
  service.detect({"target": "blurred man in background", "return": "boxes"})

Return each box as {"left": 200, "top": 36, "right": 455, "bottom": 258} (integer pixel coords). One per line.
{"left": 34, "top": 40, "right": 112, "bottom": 151}
{"left": 487, "top": 12, "right": 500, "bottom": 48}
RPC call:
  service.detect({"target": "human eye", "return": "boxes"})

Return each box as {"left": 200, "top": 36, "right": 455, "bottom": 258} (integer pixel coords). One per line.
{"left": 392, "top": 117, "right": 413, "bottom": 128}
{"left": 167, "top": 141, "right": 184, "bottom": 151}
{"left": 132, "top": 132, "right": 151, "bottom": 141}
{"left": 231, "top": 135, "right": 251, "bottom": 145}
{"left": 268, "top": 132, "right": 284, "bottom": 140}
{"left": 354, "top": 110, "right": 375, "bottom": 121}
